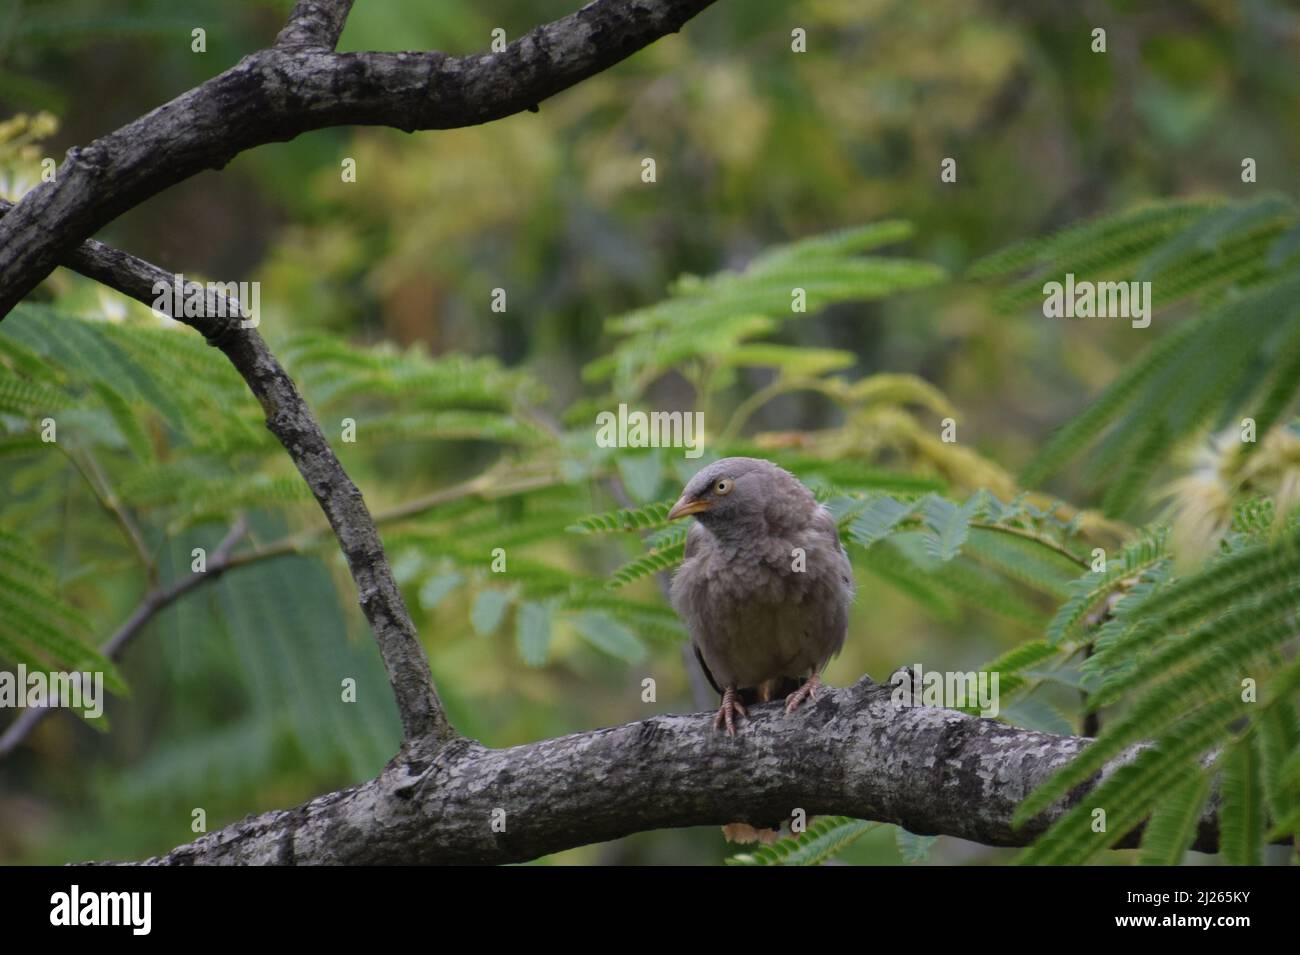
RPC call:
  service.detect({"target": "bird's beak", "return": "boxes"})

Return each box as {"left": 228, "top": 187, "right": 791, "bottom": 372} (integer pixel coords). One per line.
{"left": 667, "top": 496, "right": 711, "bottom": 521}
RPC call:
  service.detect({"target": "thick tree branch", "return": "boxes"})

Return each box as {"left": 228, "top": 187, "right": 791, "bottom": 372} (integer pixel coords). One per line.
{"left": 0, "top": 0, "right": 718, "bottom": 316}
{"left": 213, "top": 328, "right": 449, "bottom": 746}
{"left": 106, "top": 679, "right": 1221, "bottom": 865}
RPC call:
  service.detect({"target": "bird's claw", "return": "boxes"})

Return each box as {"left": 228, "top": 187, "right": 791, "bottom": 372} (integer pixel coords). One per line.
{"left": 713, "top": 687, "right": 748, "bottom": 736}
{"left": 785, "top": 674, "right": 822, "bottom": 714}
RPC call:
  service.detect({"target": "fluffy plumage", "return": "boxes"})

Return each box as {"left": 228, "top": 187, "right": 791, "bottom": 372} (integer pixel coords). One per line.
{"left": 667, "top": 456, "right": 854, "bottom": 734}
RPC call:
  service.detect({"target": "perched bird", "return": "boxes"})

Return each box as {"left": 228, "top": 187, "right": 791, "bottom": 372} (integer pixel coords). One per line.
{"left": 667, "top": 457, "right": 854, "bottom": 735}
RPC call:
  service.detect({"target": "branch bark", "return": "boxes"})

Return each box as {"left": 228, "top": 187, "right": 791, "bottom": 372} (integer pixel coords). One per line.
{"left": 106, "top": 679, "right": 1220, "bottom": 865}
{"left": 0, "top": 0, "right": 718, "bottom": 317}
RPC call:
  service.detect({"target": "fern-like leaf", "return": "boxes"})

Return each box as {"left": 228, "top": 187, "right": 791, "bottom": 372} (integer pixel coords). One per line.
{"left": 725, "top": 817, "right": 876, "bottom": 866}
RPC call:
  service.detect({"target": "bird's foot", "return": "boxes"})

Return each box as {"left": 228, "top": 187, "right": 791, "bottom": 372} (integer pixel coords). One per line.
{"left": 784, "top": 673, "right": 822, "bottom": 714}
{"left": 712, "top": 686, "right": 748, "bottom": 736}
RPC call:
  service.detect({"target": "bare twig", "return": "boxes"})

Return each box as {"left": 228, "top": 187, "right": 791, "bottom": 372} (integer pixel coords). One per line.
{"left": 275, "top": 0, "right": 356, "bottom": 50}
{"left": 67, "top": 447, "right": 159, "bottom": 586}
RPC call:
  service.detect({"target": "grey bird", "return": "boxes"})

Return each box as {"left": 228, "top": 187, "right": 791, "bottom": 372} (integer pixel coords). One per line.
{"left": 667, "top": 456, "right": 854, "bottom": 735}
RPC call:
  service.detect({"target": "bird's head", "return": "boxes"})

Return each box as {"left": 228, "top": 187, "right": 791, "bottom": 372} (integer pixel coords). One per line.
{"left": 667, "top": 456, "right": 810, "bottom": 534}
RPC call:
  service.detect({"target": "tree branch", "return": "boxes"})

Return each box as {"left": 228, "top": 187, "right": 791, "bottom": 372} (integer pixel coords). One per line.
{"left": 275, "top": 0, "right": 356, "bottom": 50}
{"left": 0, "top": 198, "right": 452, "bottom": 748}
{"left": 102, "top": 679, "right": 1221, "bottom": 865}
{"left": 65, "top": 446, "right": 159, "bottom": 586}
{"left": 0, "top": 0, "right": 718, "bottom": 316}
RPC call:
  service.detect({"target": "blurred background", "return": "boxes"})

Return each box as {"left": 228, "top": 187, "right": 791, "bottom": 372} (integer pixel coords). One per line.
{"left": 2, "top": 0, "right": 1299, "bottom": 864}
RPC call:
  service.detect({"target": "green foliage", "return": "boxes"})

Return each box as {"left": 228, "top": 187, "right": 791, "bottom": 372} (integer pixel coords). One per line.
{"left": 972, "top": 197, "right": 1300, "bottom": 519}
{"left": 606, "top": 540, "right": 687, "bottom": 589}
{"left": 567, "top": 501, "right": 673, "bottom": 535}
{"left": 956, "top": 197, "right": 1300, "bottom": 867}
{"left": 894, "top": 828, "right": 938, "bottom": 864}
{"left": 1045, "top": 530, "right": 1169, "bottom": 647}
{"left": 725, "top": 816, "right": 879, "bottom": 866}
{"left": 281, "top": 333, "right": 546, "bottom": 447}
{"left": 848, "top": 491, "right": 1086, "bottom": 624}
{"left": 0, "top": 302, "right": 549, "bottom": 519}
{"left": 1219, "top": 737, "right": 1265, "bottom": 866}
{"left": 0, "top": 302, "right": 554, "bottom": 730}
{"left": 919, "top": 495, "right": 980, "bottom": 561}
{"left": 974, "top": 639, "right": 1062, "bottom": 702}
{"left": 515, "top": 600, "right": 553, "bottom": 667}
{"left": 1259, "top": 703, "right": 1300, "bottom": 844}
{"left": 0, "top": 529, "right": 124, "bottom": 692}
{"left": 1137, "top": 771, "right": 1212, "bottom": 866}
{"left": 582, "top": 222, "right": 944, "bottom": 396}
{"left": 1014, "top": 524, "right": 1300, "bottom": 865}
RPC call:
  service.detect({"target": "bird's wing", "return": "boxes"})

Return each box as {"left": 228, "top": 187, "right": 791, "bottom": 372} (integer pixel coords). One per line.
{"left": 682, "top": 523, "right": 722, "bottom": 694}
{"left": 811, "top": 504, "right": 853, "bottom": 666}
{"left": 821, "top": 580, "right": 850, "bottom": 667}
{"left": 811, "top": 506, "right": 851, "bottom": 570}
{"left": 692, "top": 639, "right": 722, "bottom": 695}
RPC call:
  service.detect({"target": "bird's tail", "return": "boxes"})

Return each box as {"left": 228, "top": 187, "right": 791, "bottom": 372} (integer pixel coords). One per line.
{"left": 736, "top": 676, "right": 801, "bottom": 707}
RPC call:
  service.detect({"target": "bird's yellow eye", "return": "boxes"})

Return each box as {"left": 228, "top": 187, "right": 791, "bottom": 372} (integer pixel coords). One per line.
{"left": 714, "top": 478, "right": 732, "bottom": 496}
